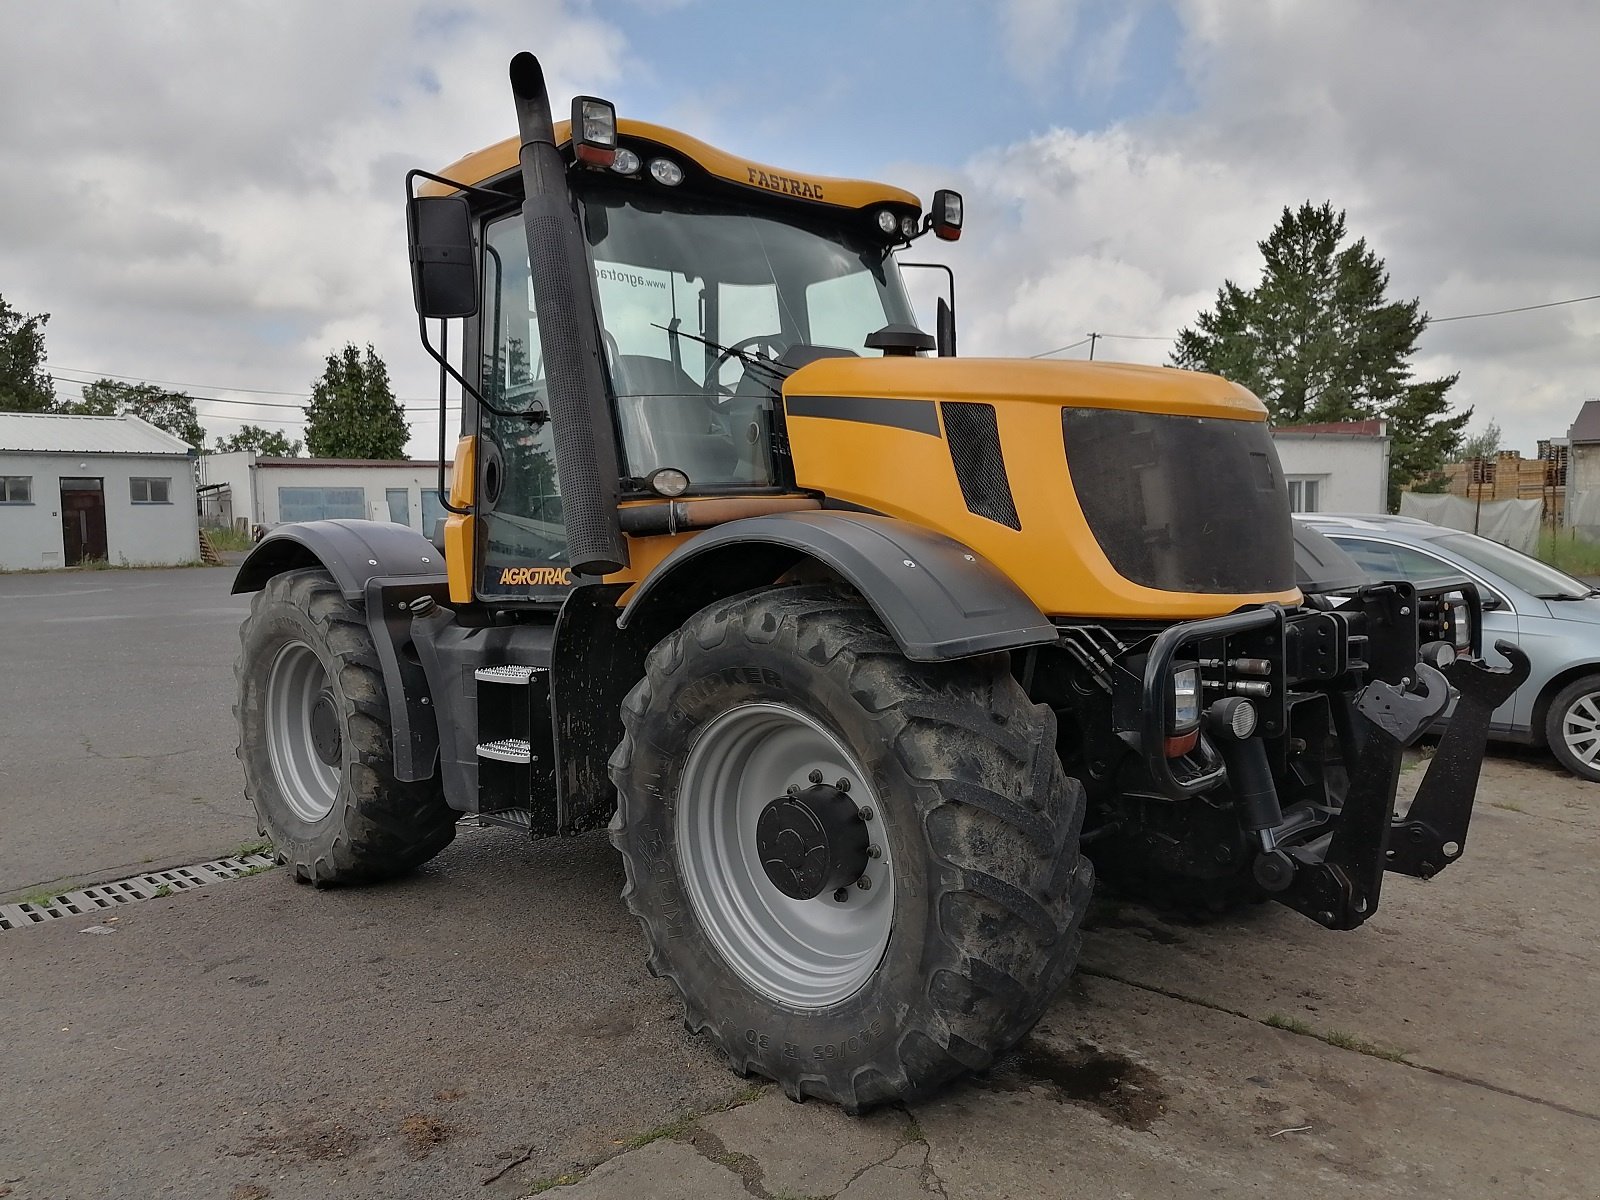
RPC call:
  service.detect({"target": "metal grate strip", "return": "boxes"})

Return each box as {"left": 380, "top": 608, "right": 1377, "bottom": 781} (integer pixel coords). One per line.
{"left": 0, "top": 853, "right": 277, "bottom": 932}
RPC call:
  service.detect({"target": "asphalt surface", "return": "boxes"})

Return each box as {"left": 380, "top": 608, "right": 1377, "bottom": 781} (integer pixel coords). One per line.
{"left": 0, "top": 564, "right": 256, "bottom": 900}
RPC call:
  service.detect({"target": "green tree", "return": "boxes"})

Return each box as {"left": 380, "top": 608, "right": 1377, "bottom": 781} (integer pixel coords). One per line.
{"left": 1456, "top": 420, "right": 1502, "bottom": 463}
{"left": 61, "top": 378, "right": 207, "bottom": 450}
{"left": 0, "top": 293, "right": 56, "bottom": 412}
{"left": 1173, "top": 202, "right": 1469, "bottom": 507}
{"left": 214, "top": 424, "right": 303, "bottom": 457}
{"left": 303, "top": 343, "right": 408, "bottom": 459}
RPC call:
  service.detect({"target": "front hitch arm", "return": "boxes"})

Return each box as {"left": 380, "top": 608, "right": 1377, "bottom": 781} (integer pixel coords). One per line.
{"left": 1387, "top": 641, "right": 1530, "bottom": 878}
{"left": 1279, "top": 664, "right": 1452, "bottom": 930}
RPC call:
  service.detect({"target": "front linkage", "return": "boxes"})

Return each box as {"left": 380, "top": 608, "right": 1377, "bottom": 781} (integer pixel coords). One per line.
{"left": 1118, "top": 581, "right": 1529, "bottom": 930}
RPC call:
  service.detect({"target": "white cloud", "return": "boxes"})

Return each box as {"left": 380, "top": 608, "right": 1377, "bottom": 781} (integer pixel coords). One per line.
{"left": 913, "top": 0, "right": 1600, "bottom": 451}
{"left": 0, "top": 0, "right": 625, "bottom": 451}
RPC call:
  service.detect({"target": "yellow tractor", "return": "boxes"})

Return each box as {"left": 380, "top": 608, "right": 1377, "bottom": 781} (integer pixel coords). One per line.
{"left": 233, "top": 52, "right": 1526, "bottom": 1109}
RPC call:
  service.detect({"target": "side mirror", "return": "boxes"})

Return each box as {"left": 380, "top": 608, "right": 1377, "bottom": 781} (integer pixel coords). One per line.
{"left": 407, "top": 195, "right": 479, "bottom": 319}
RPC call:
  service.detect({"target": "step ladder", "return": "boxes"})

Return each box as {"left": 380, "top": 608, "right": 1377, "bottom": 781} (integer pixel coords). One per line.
{"left": 473, "top": 664, "right": 554, "bottom": 833}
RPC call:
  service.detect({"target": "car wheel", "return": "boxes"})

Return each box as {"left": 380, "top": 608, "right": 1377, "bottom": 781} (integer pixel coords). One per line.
{"left": 1544, "top": 674, "right": 1600, "bottom": 782}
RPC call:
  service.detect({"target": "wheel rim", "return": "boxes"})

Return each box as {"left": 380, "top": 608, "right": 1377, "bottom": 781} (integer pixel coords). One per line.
{"left": 265, "top": 641, "right": 341, "bottom": 822}
{"left": 677, "top": 702, "right": 894, "bottom": 1009}
{"left": 1562, "top": 691, "right": 1600, "bottom": 766}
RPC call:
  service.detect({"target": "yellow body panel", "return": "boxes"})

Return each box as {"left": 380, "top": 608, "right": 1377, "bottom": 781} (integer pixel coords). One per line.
{"left": 444, "top": 436, "right": 477, "bottom": 604}
{"left": 420, "top": 119, "right": 920, "bottom": 212}
{"left": 781, "top": 358, "right": 1303, "bottom": 620}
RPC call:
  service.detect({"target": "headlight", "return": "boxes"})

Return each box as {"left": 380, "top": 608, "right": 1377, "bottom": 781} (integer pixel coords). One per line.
{"left": 876, "top": 208, "right": 899, "bottom": 235}
{"left": 1171, "top": 664, "right": 1201, "bottom": 733}
{"left": 648, "top": 158, "right": 683, "bottom": 186}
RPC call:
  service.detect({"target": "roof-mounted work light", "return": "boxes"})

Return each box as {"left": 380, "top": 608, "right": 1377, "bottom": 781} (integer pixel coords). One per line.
{"left": 931, "top": 188, "right": 963, "bottom": 241}
{"left": 572, "top": 96, "right": 618, "bottom": 168}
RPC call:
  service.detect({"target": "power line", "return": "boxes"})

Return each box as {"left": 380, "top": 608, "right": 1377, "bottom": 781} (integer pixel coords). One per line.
{"left": 50, "top": 371, "right": 458, "bottom": 413}
{"left": 1430, "top": 292, "right": 1600, "bottom": 323}
{"left": 1029, "top": 337, "right": 1092, "bottom": 359}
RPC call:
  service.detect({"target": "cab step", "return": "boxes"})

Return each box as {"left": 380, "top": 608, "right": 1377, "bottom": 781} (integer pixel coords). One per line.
{"left": 475, "top": 665, "right": 541, "bottom": 685}
{"left": 478, "top": 807, "right": 536, "bottom": 832}
{"left": 477, "top": 738, "right": 532, "bottom": 763}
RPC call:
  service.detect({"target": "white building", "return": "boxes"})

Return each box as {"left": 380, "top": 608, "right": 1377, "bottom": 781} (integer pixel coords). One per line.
{"left": 1270, "top": 419, "right": 1391, "bottom": 514}
{"left": 0, "top": 412, "right": 199, "bottom": 571}
{"left": 200, "top": 453, "right": 453, "bottom": 538}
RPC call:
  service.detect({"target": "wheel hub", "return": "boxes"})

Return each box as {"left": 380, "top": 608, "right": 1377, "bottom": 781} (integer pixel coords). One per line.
{"left": 309, "top": 690, "right": 342, "bottom": 766}
{"left": 756, "top": 784, "right": 869, "bottom": 900}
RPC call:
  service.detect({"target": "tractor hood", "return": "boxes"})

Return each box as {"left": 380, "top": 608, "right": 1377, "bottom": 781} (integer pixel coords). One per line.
{"left": 781, "top": 355, "right": 1269, "bottom": 423}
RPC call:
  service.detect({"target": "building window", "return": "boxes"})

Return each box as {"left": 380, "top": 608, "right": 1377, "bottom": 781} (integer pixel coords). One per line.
{"left": 421, "top": 489, "right": 445, "bottom": 538}
{"left": 277, "top": 486, "right": 367, "bottom": 523}
{"left": 385, "top": 487, "right": 411, "bottom": 526}
{"left": 130, "top": 476, "right": 171, "bottom": 504}
{"left": 1287, "top": 477, "right": 1321, "bottom": 513}
{"left": 0, "top": 476, "right": 32, "bottom": 504}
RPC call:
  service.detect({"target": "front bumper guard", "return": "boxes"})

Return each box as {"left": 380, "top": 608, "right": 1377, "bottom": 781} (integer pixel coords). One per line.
{"left": 1122, "top": 594, "right": 1529, "bottom": 931}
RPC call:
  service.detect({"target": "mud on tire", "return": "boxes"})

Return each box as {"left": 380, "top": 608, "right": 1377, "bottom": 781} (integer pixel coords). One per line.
{"left": 235, "top": 568, "right": 455, "bottom": 884}
{"left": 609, "top": 586, "right": 1093, "bottom": 1109}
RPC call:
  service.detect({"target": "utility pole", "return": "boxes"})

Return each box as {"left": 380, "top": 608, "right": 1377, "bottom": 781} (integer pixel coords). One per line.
{"left": 1087, "top": 332, "right": 1099, "bottom": 361}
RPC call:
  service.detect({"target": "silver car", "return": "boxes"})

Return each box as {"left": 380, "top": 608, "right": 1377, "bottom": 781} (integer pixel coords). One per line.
{"left": 1298, "top": 513, "right": 1600, "bottom": 780}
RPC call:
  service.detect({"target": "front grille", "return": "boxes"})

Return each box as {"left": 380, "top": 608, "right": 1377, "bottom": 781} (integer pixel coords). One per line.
{"left": 942, "top": 401, "right": 1021, "bottom": 530}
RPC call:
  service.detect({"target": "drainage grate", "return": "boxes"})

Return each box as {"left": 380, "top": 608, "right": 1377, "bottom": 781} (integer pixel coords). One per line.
{"left": 0, "top": 853, "right": 277, "bottom": 932}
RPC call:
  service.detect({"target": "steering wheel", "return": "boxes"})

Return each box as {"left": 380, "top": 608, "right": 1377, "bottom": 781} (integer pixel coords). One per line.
{"left": 705, "top": 334, "right": 785, "bottom": 396}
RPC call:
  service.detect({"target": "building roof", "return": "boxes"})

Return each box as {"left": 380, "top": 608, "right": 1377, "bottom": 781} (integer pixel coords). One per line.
{"left": 251, "top": 457, "right": 450, "bottom": 468}
{"left": 0, "top": 411, "right": 193, "bottom": 456}
{"left": 1272, "top": 419, "right": 1388, "bottom": 438}
{"left": 1568, "top": 401, "right": 1600, "bottom": 444}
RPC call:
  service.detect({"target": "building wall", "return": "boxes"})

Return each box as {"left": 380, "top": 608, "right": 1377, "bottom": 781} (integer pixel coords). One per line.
{"left": 197, "top": 456, "right": 455, "bottom": 535}
{"left": 1569, "top": 444, "right": 1600, "bottom": 495}
{"left": 0, "top": 451, "right": 199, "bottom": 570}
{"left": 1270, "top": 435, "right": 1390, "bottom": 514}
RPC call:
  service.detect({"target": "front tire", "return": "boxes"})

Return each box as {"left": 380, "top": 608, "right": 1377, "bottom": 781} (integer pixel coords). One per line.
{"left": 235, "top": 568, "right": 456, "bottom": 884}
{"left": 609, "top": 587, "right": 1092, "bottom": 1109}
{"left": 1545, "top": 674, "right": 1600, "bottom": 782}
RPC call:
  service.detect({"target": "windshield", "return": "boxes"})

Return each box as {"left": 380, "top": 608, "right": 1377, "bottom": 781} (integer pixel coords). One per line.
{"left": 1432, "top": 532, "right": 1594, "bottom": 599}
{"left": 577, "top": 179, "right": 916, "bottom": 488}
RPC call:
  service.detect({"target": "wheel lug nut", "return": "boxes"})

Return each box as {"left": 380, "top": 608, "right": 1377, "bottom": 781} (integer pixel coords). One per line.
{"left": 786, "top": 784, "right": 800, "bottom": 795}
{"left": 858, "top": 806, "right": 875, "bottom": 822}
{"left": 856, "top": 876, "right": 872, "bottom": 891}
{"left": 808, "top": 769, "right": 824, "bottom": 784}
{"left": 867, "top": 844, "right": 882, "bottom": 859}
{"left": 836, "top": 778, "right": 851, "bottom": 792}
{"left": 833, "top": 888, "right": 850, "bottom": 903}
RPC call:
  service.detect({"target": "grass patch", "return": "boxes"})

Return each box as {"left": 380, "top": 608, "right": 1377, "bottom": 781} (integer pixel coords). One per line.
{"left": 237, "top": 864, "right": 276, "bottom": 879}
{"left": 1264, "top": 1013, "right": 1314, "bottom": 1036}
{"left": 1537, "top": 531, "right": 1600, "bottom": 578}
{"left": 526, "top": 1173, "right": 583, "bottom": 1195}
{"left": 152, "top": 884, "right": 173, "bottom": 899}
{"left": 1490, "top": 800, "right": 1525, "bottom": 813}
{"left": 19, "top": 888, "right": 63, "bottom": 908}
{"left": 2, "top": 558, "right": 211, "bottom": 575}
{"left": 205, "top": 525, "right": 255, "bottom": 552}
{"left": 235, "top": 837, "right": 273, "bottom": 859}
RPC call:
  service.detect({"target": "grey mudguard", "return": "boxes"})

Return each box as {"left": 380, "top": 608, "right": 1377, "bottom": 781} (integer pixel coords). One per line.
{"left": 232, "top": 519, "right": 446, "bottom": 599}
{"left": 618, "top": 511, "right": 1059, "bottom": 662}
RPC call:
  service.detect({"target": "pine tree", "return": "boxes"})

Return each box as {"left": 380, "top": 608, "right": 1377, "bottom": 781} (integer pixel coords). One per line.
{"left": 0, "top": 293, "right": 56, "bottom": 412}
{"left": 303, "top": 343, "right": 408, "bottom": 459}
{"left": 1173, "top": 202, "right": 1468, "bottom": 507}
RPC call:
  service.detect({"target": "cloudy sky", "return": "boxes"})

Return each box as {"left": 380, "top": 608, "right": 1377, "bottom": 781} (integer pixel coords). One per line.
{"left": 1, "top": 0, "right": 1594, "bottom": 457}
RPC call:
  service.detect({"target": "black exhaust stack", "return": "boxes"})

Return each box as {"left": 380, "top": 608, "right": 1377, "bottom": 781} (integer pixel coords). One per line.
{"left": 508, "top": 52, "right": 628, "bottom": 576}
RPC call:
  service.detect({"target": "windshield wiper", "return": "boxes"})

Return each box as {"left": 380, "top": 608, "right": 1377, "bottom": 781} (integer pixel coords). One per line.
{"left": 649, "top": 324, "right": 795, "bottom": 377}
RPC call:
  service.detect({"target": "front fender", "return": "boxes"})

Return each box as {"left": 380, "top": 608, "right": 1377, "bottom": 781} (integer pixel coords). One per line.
{"left": 618, "top": 511, "right": 1058, "bottom": 661}
{"left": 232, "top": 519, "right": 444, "bottom": 598}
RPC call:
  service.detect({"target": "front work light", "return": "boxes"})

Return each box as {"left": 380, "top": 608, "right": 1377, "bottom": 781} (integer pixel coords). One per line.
{"left": 572, "top": 96, "right": 618, "bottom": 168}
{"left": 899, "top": 214, "right": 919, "bottom": 240}
{"left": 1166, "top": 662, "right": 1201, "bottom": 757}
{"left": 611, "top": 147, "right": 641, "bottom": 175}
{"left": 645, "top": 467, "right": 690, "bottom": 497}
{"left": 649, "top": 157, "right": 684, "bottom": 186}
{"left": 931, "top": 188, "right": 963, "bottom": 241}
{"left": 876, "top": 209, "right": 899, "bottom": 236}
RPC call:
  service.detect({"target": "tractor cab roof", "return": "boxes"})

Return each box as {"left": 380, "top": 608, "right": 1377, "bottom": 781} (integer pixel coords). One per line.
{"left": 421, "top": 118, "right": 922, "bottom": 215}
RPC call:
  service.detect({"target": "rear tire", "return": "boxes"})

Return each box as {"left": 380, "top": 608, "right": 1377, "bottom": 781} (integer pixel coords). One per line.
{"left": 609, "top": 586, "right": 1092, "bottom": 1110}
{"left": 1544, "top": 674, "right": 1600, "bottom": 782}
{"left": 235, "top": 568, "right": 455, "bottom": 884}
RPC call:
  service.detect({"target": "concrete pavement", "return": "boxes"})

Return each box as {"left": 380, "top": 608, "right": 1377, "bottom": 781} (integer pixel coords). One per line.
{"left": 1, "top": 755, "right": 1594, "bottom": 1198}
